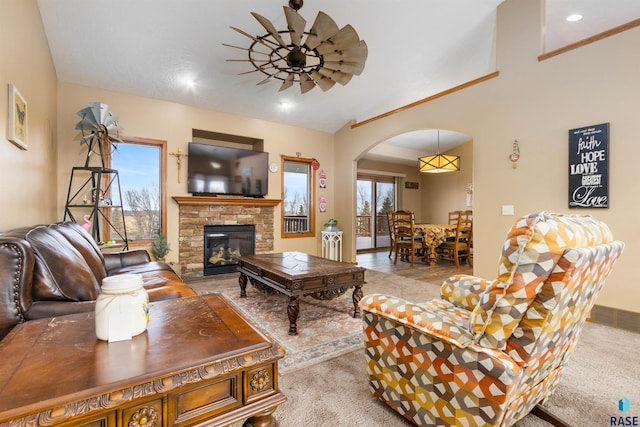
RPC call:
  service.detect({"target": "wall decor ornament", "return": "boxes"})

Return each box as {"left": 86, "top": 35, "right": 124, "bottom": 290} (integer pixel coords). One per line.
{"left": 319, "top": 169, "right": 326, "bottom": 188}
{"left": 465, "top": 183, "right": 473, "bottom": 207}
{"left": 75, "top": 102, "right": 122, "bottom": 167}
{"left": 169, "top": 147, "right": 188, "bottom": 184}
{"left": 7, "top": 84, "right": 28, "bottom": 150}
{"left": 509, "top": 140, "right": 520, "bottom": 169}
{"left": 568, "top": 123, "right": 609, "bottom": 208}
{"left": 404, "top": 181, "right": 419, "bottom": 189}
{"left": 319, "top": 194, "right": 327, "bottom": 213}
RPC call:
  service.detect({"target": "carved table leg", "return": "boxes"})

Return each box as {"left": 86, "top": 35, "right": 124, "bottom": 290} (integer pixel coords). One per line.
{"left": 239, "top": 273, "right": 247, "bottom": 298}
{"left": 352, "top": 283, "right": 363, "bottom": 317}
{"left": 287, "top": 296, "right": 300, "bottom": 335}
{"left": 243, "top": 406, "right": 279, "bottom": 427}
{"left": 429, "top": 245, "right": 438, "bottom": 266}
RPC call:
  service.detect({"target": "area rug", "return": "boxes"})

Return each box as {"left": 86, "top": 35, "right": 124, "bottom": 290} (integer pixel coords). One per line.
{"left": 186, "top": 269, "right": 442, "bottom": 373}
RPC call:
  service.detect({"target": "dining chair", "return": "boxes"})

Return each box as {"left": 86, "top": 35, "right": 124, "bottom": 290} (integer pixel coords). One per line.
{"left": 444, "top": 210, "right": 464, "bottom": 243}
{"left": 392, "top": 211, "right": 424, "bottom": 267}
{"left": 462, "top": 210, "right": 473, "bottom": 262}
{"left": 439, "top": 216, "right": 472, "bottom": 268}
{"left": 386, "top": 211, "right": 395, "bottom": 258}
{"left": 448, "top": 210, "right": 463, "bottom": 225}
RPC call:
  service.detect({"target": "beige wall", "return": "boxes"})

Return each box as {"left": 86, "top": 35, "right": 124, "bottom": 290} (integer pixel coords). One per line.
{"left": 3, "top": 0, "right": 637, "bottom": 316}
{"left": 420, "top": 141, "right": 474, "bottom": 224}
{"left": 56, "top": 83, "right": 335, "bottom": 262}
{"left": 334, "top": 0, "right": 639, "bottom": 313}
{"left": 0, "top": 0, "right": 58, "bottom": 229}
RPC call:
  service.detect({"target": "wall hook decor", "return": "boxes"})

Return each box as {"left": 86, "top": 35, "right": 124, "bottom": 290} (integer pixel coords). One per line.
{"left": 509, "top": 140, "right": 520, "bottom": 169}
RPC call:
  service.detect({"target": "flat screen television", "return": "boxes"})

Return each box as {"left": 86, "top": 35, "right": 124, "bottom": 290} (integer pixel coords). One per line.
{"left": 187, "top": 142, "right": 269, "bottom": 197}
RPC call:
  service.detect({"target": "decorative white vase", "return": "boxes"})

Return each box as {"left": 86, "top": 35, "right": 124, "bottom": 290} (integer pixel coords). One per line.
{"left": 95, "top": 274, "right": 149, "bottom": 342}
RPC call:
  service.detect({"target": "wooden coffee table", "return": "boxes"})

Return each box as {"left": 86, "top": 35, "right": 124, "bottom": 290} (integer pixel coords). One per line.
{"left": 237, "top": 251, "right": 366, "bottom": 335}
{"left": 0, "top": 294, "right": 286, "bottom": 427}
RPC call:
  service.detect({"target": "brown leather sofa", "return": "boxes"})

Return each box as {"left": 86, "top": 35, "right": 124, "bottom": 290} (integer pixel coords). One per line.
{"left": 0, "top": 222, "right": 196, "bottom": 339}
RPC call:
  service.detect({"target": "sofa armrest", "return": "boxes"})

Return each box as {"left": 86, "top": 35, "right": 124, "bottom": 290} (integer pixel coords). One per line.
{"left": 360, "top": 293, "right": 475, "bottom": 348}
{"left": 103, "top": 250, "right": 152, "bottom": 273}
{"left": 440, "top": 274, "right": 497, "bottom": 311}
{"left": 0, "top": 237, "right": 35, "bottom": 339}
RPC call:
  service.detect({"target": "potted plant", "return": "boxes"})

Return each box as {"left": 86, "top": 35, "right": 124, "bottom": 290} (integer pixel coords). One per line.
{"left": 323, "top": 218, "right": 339, "bottom": 232}
{"left": 151, "top": 233, "right": 170, "bottom": 261}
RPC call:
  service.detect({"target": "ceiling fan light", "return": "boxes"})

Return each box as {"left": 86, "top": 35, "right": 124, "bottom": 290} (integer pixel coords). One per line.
{"left": 418, "top": 154, "right": 460, "bottom": 173}
{"left": 287, "top": 47, "right": 306, "bottom": 71}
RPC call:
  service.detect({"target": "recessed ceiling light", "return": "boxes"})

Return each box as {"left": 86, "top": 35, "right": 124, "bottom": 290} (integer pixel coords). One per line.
{"left": 566, "top": 14, "right": 583, "bottom": 22}
{"left": 279, "top": 101, "right": 293, "bottom": 110}
{"left": 178, "top": 76, "right": 196, "bottom": 88}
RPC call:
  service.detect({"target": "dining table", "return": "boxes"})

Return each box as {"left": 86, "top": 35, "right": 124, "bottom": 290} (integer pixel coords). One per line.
{"left": 414, "top": 223, "right": 457, "bottom": 266}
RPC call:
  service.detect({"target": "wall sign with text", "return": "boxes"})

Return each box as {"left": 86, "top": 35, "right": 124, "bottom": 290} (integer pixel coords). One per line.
{"left": 568, "top": 123, "right": 609, "bottom": 208}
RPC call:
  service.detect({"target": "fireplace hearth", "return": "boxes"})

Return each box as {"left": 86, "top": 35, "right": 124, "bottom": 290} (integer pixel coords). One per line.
{"left": 204, "top": 224, "right": 255, "bottom": 275}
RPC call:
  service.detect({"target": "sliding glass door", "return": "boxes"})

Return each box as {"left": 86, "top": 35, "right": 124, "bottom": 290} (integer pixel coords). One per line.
{"left": 356, "top": 175, "right": 396, "bottom": 251}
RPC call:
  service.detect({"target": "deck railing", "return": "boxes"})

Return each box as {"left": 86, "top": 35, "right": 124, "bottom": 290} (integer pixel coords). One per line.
{"left": 356, "top": 215, "right": 390, "bottom": 237}
{"left": 283, "top": 215, "right": 308, "bottom": 233}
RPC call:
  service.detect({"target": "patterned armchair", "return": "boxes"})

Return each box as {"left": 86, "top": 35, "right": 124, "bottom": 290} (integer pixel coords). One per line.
{"left": 360, "top": 212, "right": 624, "bottom": 426}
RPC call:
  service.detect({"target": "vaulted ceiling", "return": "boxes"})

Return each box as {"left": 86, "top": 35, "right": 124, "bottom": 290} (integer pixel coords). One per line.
{"left": 37, "top": 0, "right": 640, "bottom": 162}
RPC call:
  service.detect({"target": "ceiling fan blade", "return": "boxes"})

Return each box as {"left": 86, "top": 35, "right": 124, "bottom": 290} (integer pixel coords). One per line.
{"left": 279, "top": 73, "right": 295, "bottom": 92}
{"left": 322, "top": 40, "right": 368, "bottom": 63}
{"left": 230, "top": 26, "right": 275, "bottom": 49}
{"left": 310, "top": 70, "right": 336, "bottom": 92}
{"left": 315, "top": 25, "right": 361, "bottom": 55}
{"left": 251, "top": 12, "right": 286, "bottom": 47}
{"left": 223, "top": 43, "right": 266, "bottom": 54}
{"left": 256, "top": 75, "right": 274, "bottom": 85}
{"left": 323, "top": 60, "right": 365, "bottom": 76}
{"left": 305, "top": 11, "right": 339, "bottom": 50}
{"left": 300, "top": 73, "right": 316, "bottom": 94}
{"left": 236, "top": 61, "right": 278, "bottom": 75}
{"left": 318, "top": 67, "right": 353, "bottom": 86}
{"left": 283, "top": 6, "right": 306, "bottom": 46}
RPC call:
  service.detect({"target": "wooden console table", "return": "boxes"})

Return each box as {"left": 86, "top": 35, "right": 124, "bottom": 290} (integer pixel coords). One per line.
{"left": 237, "top": 251, "right": 366, "bottom": 336}
{"left": 0, "top": 294, "right": 286, "bottom": 427}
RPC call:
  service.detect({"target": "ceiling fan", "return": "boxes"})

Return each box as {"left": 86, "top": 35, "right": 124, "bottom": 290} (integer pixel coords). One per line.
{"left": 224, "top": 0, "right": 368, "bottom": 94}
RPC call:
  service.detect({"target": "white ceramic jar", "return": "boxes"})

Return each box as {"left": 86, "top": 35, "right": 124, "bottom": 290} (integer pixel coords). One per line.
{"left": 95, "top": 274, "right": 149, "bottom": 341}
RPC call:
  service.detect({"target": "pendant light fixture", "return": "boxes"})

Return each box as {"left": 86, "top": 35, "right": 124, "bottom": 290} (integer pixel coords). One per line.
{"left": 418, "top": 130, "right": 460, "bottom": 173}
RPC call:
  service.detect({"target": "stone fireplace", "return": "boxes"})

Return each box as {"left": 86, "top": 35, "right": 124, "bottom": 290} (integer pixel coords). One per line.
{"left": 173, "top": 196, "right": 280, "bottom": 280}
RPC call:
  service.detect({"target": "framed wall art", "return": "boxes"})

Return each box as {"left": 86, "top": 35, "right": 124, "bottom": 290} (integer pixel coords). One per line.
{"left": 404, "top": 181, "right": 419, "bottom": 189}
{"left": 568, "top": 122, "right": 608, "bottom": 208}
{"left": 8, "top": 84, "right": 28, "bottom": 150}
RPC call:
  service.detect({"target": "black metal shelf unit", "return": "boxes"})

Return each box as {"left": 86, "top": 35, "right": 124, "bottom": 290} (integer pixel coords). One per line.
{"left": 63, "top": 166, "right": 128, "bottom": 249}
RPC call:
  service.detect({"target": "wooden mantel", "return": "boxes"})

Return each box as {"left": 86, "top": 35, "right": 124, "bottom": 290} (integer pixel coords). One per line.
{"left": 172, "top": 196, "right": 282, "bottom": 207}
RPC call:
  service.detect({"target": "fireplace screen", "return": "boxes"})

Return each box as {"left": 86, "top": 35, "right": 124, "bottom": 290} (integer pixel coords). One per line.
{"left": 204, "top": 224, "right": 255, "bottom": 275}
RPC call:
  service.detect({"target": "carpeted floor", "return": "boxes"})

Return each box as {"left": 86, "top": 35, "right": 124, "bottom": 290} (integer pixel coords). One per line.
{"left": 188, "top": 270, "right": 640, "bottom": 426}
{"left": 188, "top": 271, "right": 374, "bottom": 373}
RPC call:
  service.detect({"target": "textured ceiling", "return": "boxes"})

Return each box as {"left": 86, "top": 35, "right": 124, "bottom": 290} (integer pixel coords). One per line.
{"left": 37, "top": 0, "right": 640, "bottom": 163}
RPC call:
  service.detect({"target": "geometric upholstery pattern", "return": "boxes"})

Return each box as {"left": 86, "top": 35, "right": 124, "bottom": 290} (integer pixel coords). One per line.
{"left": 360, "top": 212, "right": 624, "bottom": 426}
